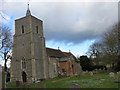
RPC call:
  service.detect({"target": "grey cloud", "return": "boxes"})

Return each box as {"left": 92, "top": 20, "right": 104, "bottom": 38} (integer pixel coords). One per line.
{"left": 3, "top": 2, "right": 118, "bottom": 44}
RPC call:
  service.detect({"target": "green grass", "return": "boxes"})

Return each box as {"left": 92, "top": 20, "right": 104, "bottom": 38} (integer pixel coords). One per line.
{"left": 6, "top": 73, "right": 119, "bottom": 88}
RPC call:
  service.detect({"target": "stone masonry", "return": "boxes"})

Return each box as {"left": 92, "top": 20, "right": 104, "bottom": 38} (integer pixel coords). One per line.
{"left": 11, "top": 8, "right": 49, "bottom": 83}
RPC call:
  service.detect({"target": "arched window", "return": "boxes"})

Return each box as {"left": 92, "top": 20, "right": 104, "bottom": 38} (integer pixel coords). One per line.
{"left": 22, "top": 61, "right": 26, "bottom": 69}
{"left": 22, "top": 57, "right": 26, "bottom": 69}
{"left": 36, "top": 26, "right": 38, "bottom": 33}
{"left": 72, "top": 64, "right": 74, "bottom": 69}
{"left": 22, "top": 25, "right": 24, "bottom": 33}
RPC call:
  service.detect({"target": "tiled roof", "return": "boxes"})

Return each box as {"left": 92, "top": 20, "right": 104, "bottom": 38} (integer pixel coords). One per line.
{"left": 63, "top": 52, "right": 79, "bottom": 62}
{"left": 46, "top": 48, "right": 66, "bottom": 58}
{"left": 46, "top": 48, "right": 79, "bottom": 62}
{"left": 63, "top": 52, "right": 72, "bottom": 56}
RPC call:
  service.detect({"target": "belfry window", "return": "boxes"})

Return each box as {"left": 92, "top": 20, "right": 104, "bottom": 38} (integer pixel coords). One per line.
{"left": 22, "top": 25, "right": 24, "bottom": 33}
{"left": 36, "top": 26, "right": 38, "bottom": 33}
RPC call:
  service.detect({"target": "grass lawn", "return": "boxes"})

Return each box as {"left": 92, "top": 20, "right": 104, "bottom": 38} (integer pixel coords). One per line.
{"left": 6, "top": 73, "right": 119, "bottom": 88}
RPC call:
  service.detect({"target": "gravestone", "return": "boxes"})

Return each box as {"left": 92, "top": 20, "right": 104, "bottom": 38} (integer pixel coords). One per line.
{"left": 117, "top": 72, "right": 120, "bottom": 77}
{"left": 116, "top": 71, "right": 120, "bottom": 83}
{"left": 90, "top": 72, "right": 93, "bottom": 76}
{"left": 109, "top": 72, "right": 115, "bottom": 79}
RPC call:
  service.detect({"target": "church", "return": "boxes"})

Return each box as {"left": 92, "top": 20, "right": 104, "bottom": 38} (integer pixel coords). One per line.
{"left": 10, "top": 5, "right": 81, "bottom": 83}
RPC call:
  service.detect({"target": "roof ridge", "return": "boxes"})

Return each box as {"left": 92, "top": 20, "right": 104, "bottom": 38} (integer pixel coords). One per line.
{"left": 46, "top": 47, "right": 60, "bottom": 51}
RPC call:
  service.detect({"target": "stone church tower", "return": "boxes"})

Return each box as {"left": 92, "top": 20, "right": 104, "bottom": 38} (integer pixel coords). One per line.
{"left": 11, "top": 6, "right": 49, "bottom": 82}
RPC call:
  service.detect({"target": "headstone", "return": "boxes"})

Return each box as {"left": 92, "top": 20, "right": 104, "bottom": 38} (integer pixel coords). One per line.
{"left": 109, "top": 72, "right": 115, "bottom": 79}
{"left": 116, "top": 71, "right": 120, "bottom": 83}
{"left": 86, "top": 70, "right": 88, "bottom": 73}
{"left": 16, "top": 81, "right": 21, "bottom": 87}
{"left": 90, "top": 72, "right": 93, "bottom": 76}
{"left": 117, "top": 71, "right": 120, "bottom": 77}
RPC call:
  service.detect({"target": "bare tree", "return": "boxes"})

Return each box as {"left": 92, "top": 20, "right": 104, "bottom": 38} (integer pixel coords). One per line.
{"left": 0, "top": 26, "right": 2, "bottom": 50}
{"left": 87, "top": 23, "right": 119, "bottom": 67}
{"left": 102, "top": 24, "right": 118, "bottom": 67}
{"left": 0, "top": 25, "right": 12, "bottom": 71}
{"left": 87, "top": 42, "right": 103, "bottom": 65}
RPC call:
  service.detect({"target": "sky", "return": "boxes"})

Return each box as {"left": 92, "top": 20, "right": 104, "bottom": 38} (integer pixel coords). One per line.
{"left": 0, "top": 0, "right": 118, "bottom": 65}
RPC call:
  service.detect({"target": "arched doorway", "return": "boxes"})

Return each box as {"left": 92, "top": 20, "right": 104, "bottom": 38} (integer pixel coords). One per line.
{"left": 72, "top": 64, "right": 74, "bottom": 74}
{"left": 6, "top": 72, "right": 10, "bottom": 82}
{"left": 22, "top": 71, "right": 27, "bottom": 82}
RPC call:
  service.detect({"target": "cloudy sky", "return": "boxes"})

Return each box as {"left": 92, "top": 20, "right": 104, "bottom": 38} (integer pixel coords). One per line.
{"left": 0, "top": 0, "right": 118, "bottom": 65}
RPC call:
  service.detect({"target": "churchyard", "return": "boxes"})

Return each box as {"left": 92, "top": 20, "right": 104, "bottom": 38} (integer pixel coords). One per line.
{"left": 0, "top": 1, "right": 120, "bottom": 89}
{"left": 6, "top": 71, "right": 120, "bottom": 88}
